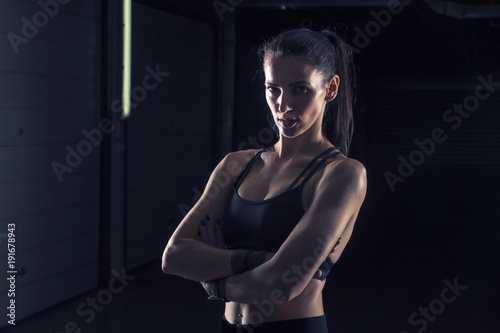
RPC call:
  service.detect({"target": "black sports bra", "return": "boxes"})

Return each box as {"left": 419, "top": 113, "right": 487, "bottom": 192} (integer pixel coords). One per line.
{"left": 223, "top": 147, "right": 342, "bottom": 253}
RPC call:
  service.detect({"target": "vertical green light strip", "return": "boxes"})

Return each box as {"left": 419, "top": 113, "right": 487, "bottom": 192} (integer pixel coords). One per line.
{"left": 122, "top": 0, "right": 132, "bottom": 118}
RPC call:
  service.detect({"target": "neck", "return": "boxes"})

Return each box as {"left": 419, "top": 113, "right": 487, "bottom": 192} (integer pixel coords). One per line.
{"left": 273, "top": 117, "right": 331, "bottom": 159}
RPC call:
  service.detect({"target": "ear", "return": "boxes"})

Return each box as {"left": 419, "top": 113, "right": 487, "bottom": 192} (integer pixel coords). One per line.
{"left": 325, "top": 75, "right": 340, "bottom": 102}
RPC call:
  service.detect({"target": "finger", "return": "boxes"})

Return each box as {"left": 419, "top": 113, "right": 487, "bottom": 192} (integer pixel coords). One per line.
{"left": 215, "top": 219, "right": 225, "bottom": 249}
{"left": 199, "top": 219, "right": 209, "bottom": 244}
{"left": 313, "top": 270, "right": 322, "bottom": 279}
{"left": 331, "top": 237, "right": 342, "bottom": 253}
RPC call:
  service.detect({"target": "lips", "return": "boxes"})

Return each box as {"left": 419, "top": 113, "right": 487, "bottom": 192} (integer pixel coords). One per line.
{"left": 278, "top": 118, "right": 298, "bottom": 128}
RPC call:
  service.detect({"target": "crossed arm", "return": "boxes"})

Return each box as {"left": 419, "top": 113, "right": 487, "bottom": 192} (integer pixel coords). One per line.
{"left": 162, "top": 152, "right": 367, "bottom": 303}
{"left": 162, "top": 153, "right": 242, "bottom": 282}
{"left": 196, "top": 216, "right": 341, "bottom": 279}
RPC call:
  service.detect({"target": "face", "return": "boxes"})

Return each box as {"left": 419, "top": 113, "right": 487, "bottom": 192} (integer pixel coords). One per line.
{"left": 264, "top": 56, "right": 338, "bottom": 139}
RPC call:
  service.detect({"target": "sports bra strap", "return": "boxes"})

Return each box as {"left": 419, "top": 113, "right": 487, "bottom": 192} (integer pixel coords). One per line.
{"left": 234, "top": 147, "right": 271, "bottom": 189}
{"left": 285, "top": 147, "right": 338, "bottom": 191}
{"left": 296, "top": 151, "right": 342, "bottom": 189}
{"left": 235, "top": 146, "right": 341, "bottom": 191}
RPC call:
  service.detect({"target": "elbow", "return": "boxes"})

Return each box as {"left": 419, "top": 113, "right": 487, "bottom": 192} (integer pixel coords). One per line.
{"left": 161, "top": 243, "right": 179, "bottom": 275}
{"left": 266, "top": 270, "right": 309, "bottom": 303}
{"left": 161, "top": 248, "right": 171, "bottom": 274}
{"left": 263, "top": 283, "right": 295, "bottom": 305}
{"left": 261, "top": 274, "right": 298, "bottom": 305}
{"left": 274, "top": 285, "right": 300, "bottom": 304}
{"left": 161, "top": 257, "right": 171, "bottom": 275}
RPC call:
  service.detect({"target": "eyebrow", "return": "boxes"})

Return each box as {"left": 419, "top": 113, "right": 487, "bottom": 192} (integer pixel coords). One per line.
{"left": 265, "top": 81, "right": 311, "bottom": 86}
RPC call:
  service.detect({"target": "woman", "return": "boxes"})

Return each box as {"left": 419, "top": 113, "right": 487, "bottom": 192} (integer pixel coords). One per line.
{"left": 162, "top": 28, "right": 367, "bottom": 332}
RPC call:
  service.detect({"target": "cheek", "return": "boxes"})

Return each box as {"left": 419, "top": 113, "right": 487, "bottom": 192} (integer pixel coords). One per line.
{"left": 265, "top": 94, "right": 272, "bottom": 106}
{"left": 266, "top": 95, "right": 278, "bottom": 112}
{"left": 301, "top": 94, "right": 322, "bottom": 114}
{"left": 298, "top": 96, "right": 325, "bottom": 125}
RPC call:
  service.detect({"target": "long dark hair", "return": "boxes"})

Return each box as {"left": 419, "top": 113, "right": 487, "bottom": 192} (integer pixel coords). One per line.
{"left": 258, "top": 28, "right": 356, "bottom": 156}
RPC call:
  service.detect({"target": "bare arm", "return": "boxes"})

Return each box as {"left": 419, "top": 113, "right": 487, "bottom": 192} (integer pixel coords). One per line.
{"left": 162, "top": 152, "right": 249, "bottom": 282}
{"left": 223, "top": 158, "right": 367, "bottom": 303}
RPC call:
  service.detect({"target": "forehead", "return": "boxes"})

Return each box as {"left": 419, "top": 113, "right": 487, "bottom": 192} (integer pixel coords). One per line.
{"left": 263, "top": 56, "right": 321, "bottom": 83}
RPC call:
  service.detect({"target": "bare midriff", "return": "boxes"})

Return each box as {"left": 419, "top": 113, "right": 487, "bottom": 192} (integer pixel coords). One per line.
{"left": 224, "top": 279, "right": 325, "bottom": 325}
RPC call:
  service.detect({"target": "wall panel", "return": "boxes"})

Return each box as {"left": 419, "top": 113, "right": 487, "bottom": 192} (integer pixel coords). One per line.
{"left": 0, "top": 0, "right": 101, "bottom": 325}
{"left": 126, "top": 3, "right": 214, "bottom": 269}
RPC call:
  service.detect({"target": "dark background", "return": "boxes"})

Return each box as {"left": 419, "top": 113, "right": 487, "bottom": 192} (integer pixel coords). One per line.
{"left": 0, "top": 0, "right": 499, "bottom": 332}
{"left": 231, "top": 2, "right": 500, "bottom": 332}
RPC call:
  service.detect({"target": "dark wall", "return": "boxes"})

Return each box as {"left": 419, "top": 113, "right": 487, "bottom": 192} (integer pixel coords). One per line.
{"left": 0, "top": 0, "right": 102, "bottom": 325}
{"left": 126, "top": 2, "right": 215, "bottom": 269}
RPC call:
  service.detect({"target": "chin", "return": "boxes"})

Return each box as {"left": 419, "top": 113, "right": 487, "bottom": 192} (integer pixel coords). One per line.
{"left": 280, "top": 128, "right": 302, "bottom": 138}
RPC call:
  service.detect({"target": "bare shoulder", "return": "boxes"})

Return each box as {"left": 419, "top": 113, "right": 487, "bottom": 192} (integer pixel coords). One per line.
{"left": 215, "top": 149, "right": 262, "bottom": 178}
{"left": 325, "top": 156, "right": 366, "bottom": 178}
{"left": 220, "top": 149, "right": 261, "bottom": 167}
{"left": 320, "top": 156, "right": 367, "bottom": 195}
{"left": 223, "top": 149, "right": 261, "bottom": 163}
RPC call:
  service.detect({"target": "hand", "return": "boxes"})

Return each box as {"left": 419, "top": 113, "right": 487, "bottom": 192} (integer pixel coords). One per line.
{"left": 197, "top": 215, "right": 225, "bottom": 290}
{"left": 196, "top": 214, "right": 225, "bottom": 249}
{"left": 330, "top": 237, "right": 342, "bottom": 254}
{"left": 312, "top": 237, "right": 341, "bottom": 279}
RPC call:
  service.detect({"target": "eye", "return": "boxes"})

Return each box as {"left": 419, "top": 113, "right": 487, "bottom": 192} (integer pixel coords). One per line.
{"left": 294, "top": 86, "right": 309, "bottom": 94}
{"left": 266, "top": 86, "right": 280, "bottom": 94}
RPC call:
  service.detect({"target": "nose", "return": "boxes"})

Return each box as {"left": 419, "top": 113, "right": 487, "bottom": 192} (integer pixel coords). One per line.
{"left": 277, "top": 92, "right": 292, "bottom": 113}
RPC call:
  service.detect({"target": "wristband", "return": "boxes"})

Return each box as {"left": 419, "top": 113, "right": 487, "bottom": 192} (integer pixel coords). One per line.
{"left": 203, "top": 278, "right": 229, "bottom": 302}
{"left": 231, "top": 249, "right": 267, "bottom": 274}
{"left": 313, "top": 257, "right": 334, "bottom": 281}
{"left": 231, "top": 249, "right": 251, "bottom": 274}
{"left": 246, "top": 250, "right": 267, "bottom": 270}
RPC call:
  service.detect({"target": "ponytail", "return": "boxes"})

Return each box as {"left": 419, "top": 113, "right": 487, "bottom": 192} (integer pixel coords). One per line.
{"left": 320, "top": 30, "right": 356, "bottom": 156}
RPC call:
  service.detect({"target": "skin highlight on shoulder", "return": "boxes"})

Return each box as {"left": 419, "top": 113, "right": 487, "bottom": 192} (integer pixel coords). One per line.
{"left": 324, "top": 156, "right": 366, "bottom": 184}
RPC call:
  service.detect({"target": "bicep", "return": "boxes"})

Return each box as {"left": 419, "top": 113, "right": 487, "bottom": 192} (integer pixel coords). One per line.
{"left": 169, "top": 153, "right": 244, "bottom": 243}
{"left": 162, "top": 153, "right": 249, "bottom": 279}
{"left": 268, "top": 159, "right": 367, "bottom": 296}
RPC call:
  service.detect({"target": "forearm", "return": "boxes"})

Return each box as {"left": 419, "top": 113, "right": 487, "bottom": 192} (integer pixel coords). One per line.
{"left": 162, "top": 237, "right": 233, "bottom": 282}
{"left": 221, "top": 237, "right": 335, "bottom": 303}
{"left": 224, "top": 262, "right": 291, "bottom": 304}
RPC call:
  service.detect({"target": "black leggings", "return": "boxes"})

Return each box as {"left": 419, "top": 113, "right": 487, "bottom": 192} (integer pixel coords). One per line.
{"left": 221, "top": 315, "right": 329, "bottom": 333}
